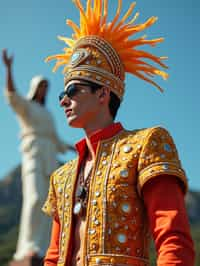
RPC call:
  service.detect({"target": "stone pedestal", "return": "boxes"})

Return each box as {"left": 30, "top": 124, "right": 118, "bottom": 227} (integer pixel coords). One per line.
{"left": 9, "top": 256, "right": 43, "bottom": 266}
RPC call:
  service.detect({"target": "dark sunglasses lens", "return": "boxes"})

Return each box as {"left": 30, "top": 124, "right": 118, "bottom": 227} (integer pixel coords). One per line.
{"left": 59, "top": 91, "right": 66, "bottom": 102}
{"left": 67, "top": 84, "right": 78, "bottom": 98}
{"left": 59, "top": 83, "right": 89, "bottom": 102}
{"left": 59, "top": 85, "right": 77, "bottom": 102}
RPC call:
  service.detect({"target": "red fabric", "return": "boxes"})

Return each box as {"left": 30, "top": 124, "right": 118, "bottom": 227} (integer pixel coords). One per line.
{"left": 44, "top": 218, "right": 60, "bottom": 266}
{"left": 75, "top": 122, "right": 123, "bottom": 162}
{"left": 143, "top": 175, "right": 195, "bottom": 266}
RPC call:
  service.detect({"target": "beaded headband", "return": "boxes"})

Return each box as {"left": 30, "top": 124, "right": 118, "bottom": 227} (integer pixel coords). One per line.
{"left": 45, "top": 0, "right": 168, "bottom": 100}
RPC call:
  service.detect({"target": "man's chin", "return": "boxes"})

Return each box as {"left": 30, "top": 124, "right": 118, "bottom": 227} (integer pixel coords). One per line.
{"left": 67, "top": 117, "right": 82, "bottom": 128}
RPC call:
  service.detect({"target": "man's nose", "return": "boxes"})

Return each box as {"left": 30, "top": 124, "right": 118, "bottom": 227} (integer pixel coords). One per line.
{"left": 60, "top": 95, "right": 71, "bottom": 107}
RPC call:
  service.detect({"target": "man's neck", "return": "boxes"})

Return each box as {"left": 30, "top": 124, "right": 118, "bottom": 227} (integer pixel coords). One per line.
{"left": 84, "top": 119, "right": 114, "bottom": 161}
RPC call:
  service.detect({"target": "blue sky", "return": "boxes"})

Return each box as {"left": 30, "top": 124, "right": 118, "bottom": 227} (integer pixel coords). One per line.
{"left": 0, "top": 0, "right": 199, "bottom": 191}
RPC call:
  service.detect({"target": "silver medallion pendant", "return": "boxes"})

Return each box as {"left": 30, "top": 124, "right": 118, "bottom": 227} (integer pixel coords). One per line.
{"left": 73, "top": 163, "right": 93, "bottom": 217}
{"left": 73, "top": 201, "right": 83, "bottom": 215}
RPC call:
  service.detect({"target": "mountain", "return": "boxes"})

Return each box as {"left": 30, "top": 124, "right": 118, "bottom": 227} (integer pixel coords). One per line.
{"left": 0, "top": 165, "right": 22, "bottom": 235}
{"left": 185, "top": 190, "right": 200, "bottom": 224}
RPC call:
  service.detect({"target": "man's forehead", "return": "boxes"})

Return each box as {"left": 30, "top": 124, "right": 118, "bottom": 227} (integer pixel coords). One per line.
{"left": 64, "top": 79, "right": 86, "bottom": 90}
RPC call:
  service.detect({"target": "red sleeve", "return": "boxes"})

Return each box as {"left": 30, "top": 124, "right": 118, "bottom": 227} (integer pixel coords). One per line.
{"left": 44, "top": 218, "right": 60, "bottom": 266}
{"left": 142, "top": 175, "right": 195, "bottom": 266}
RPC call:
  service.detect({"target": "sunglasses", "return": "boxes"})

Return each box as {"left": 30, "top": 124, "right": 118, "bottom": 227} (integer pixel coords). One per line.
{"left": 59, "top": 82, "right": 102, "bottom": 102}
{"left": 58, "top": 83, "right": 91, "bottom": 102}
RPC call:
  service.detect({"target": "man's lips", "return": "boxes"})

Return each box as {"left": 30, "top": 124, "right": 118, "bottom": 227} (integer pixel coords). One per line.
{"left": 65, "top": 109, "right": 72, "bottom": 117}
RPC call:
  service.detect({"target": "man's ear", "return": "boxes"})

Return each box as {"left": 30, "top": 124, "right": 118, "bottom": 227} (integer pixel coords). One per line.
{"left": 98, "top": 87, "right": 110, "bottom": 103}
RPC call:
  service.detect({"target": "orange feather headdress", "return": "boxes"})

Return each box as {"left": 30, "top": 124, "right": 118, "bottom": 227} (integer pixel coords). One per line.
{"left": 46, "top": 0, "right": 168, "bottom": 100}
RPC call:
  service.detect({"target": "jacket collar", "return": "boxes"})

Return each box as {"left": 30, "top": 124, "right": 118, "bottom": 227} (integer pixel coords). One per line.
{"left": 75, "top": 122, "right": 123, "bottom": 163}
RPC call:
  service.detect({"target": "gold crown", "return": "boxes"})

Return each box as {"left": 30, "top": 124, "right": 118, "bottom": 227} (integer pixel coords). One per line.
{"left": 46, "top": 0, "right": 168, "bottom": 100}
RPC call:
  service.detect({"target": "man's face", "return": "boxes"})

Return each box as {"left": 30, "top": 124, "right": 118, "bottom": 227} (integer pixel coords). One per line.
{"left": 59, "top": 80, "right": 102, "bottom": 129}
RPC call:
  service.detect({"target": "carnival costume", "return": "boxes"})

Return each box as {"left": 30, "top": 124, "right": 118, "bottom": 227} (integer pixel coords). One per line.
{"left": 42, "top": 1, "right": 195, "bottom": 265}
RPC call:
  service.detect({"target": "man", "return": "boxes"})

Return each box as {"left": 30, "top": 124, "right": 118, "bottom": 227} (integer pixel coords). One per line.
{"left": 2, "top": 49, "right": 75, "bottom": 265}
{"left": 42, "top": 1, "right": 195, "bottom": 265}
